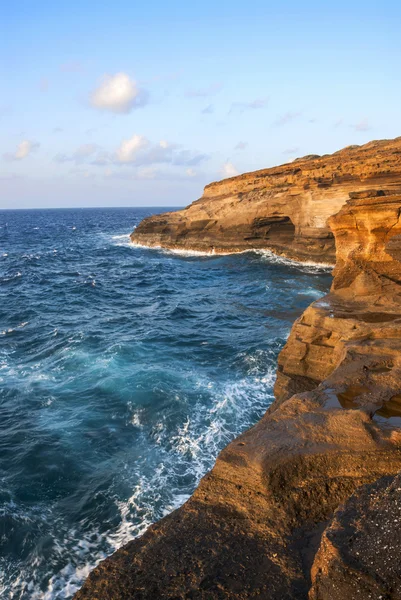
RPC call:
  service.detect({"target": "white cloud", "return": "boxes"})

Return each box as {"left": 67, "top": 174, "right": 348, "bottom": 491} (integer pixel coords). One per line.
{"left": 114, "top": 135, "right": 208, "bottom": 167}
{"left": 116, "top": 134, "right": 149, "bottom": 163}
{"left": 54, "top": 143, "right": 99, "bottom": 165}
{"left": 220, "top": 161, "right": 239, "bottom": 178}
{"left": 3, "top": 140, "right": 40, "bottom": 161}
{"left": 90, "top": 73, "right": 148, "bottom": 114}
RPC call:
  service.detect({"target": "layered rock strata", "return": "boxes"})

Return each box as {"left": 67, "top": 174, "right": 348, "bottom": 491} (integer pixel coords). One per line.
{"left": 76, "top": 186, "right": 401, "bottom": 598}
{"left": 131, "top": 137, "right": 401, "bottom": 263}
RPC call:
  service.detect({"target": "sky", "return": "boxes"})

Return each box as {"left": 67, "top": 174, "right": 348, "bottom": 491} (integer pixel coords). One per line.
{"left": 1, "top": 0, "right": 400, "bottom": 209}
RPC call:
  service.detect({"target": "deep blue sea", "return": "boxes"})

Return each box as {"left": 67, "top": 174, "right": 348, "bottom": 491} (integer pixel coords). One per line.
{"left": 0, "top": 208, "right": 331, "bottom": 599}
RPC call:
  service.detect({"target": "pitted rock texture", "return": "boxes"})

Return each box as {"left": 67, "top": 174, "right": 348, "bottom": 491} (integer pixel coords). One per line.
{"left": 75, "top": 184, "right": 401, "bottom": 597}
{"left": 131, "top": 137, "right": 401, "bottom": 263}
{"left": 309, "top": 474, "right": 401, "bottom": 599}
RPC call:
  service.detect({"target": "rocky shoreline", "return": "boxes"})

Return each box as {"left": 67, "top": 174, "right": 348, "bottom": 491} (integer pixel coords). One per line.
{"left": 75, "top": 139, "right": 401, "bottom": 599}
{"left": 130, "top": 137, "right": 401, "bottom": 264}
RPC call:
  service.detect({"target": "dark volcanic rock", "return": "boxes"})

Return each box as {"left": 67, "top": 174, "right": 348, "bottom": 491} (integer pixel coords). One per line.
{"left": 310, "top": 474, "right": 401, "bottom": 599}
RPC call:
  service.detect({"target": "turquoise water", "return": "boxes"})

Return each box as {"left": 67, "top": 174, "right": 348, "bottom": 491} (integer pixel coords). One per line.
{"left": 0, "top": 208, "right": 331, "bottom": 598}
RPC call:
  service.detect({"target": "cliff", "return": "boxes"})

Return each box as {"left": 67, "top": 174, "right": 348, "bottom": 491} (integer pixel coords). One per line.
{"left": 75, "top": 144, "right": 401, "bottom": 599}
{"left": 131, "top": 137, "right": 401, "bottom": 264}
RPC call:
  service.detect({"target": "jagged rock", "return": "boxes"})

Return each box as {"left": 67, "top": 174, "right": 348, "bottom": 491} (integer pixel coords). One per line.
{"left": 75, "top": 146, "right": 401, "bottom": 600}
{"left": 131, "top": 138, "right": 401, "bottom": 264}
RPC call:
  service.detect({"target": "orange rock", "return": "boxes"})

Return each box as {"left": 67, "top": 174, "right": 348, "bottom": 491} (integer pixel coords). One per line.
{"left": 131, "top": 137, "right": 401, "bottom": 264}
{"left": 75, "top": 143, "right": 401, "bottom": 600}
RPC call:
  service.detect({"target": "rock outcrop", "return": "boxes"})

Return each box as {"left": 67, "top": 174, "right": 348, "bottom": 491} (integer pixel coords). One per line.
{"left": 131, "top": 137, "right": 401, "bottom": 264}
{"left": 310, "top": 473, "right": 401, "bottom": 599}
{"left": 75, "top": 146, "right": 401, "bottom": 599}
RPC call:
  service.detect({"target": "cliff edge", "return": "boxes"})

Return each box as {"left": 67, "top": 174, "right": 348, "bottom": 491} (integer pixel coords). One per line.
{"left": 131, "top": 137, "right": 401, "bottom": 264}
{"left": 75, "top": 144, "right": 401, "bottom": 599}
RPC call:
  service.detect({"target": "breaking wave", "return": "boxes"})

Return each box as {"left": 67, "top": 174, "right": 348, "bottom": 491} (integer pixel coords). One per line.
{"left": 0, "top": 207, "right": 331, "bottom": 598}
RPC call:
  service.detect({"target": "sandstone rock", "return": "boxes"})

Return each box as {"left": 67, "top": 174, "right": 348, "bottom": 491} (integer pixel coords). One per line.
{"left": 74, "top": 392, "right": 401, "bottom": 600}
{"left": 75, "top": 152, "right": 401, "bottom": 599}
{"left": 131, "top": 137, "right": 401, "bottom": 264}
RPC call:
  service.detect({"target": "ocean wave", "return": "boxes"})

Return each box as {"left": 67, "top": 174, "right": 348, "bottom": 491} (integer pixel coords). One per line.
{"left": 2, "top": 363, "right": 276, "bottom": 600}
{"left": 1, "top": 322, "right": 29, "bottom": 335}
{"left": 253, "top": 249, "right": 333, "bottom": 271}
{"left": 118, "top": 237, "right": 334, "bottom": 267}
{"left": 0, "top": 208, "right": 332, "bottom": 599}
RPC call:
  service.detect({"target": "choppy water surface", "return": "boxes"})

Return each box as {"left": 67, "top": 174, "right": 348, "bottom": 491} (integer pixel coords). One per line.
{"left": 0, "top": 208, "right": 331, "bottom": 598}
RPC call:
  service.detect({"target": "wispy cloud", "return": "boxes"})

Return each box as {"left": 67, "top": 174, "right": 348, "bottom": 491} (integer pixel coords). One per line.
{"left": 114, "top": 135, "right": 208, "bottom": 167}
{"left": 282, "top": 146, "right": 300, "bottom": 155}
{"left": 220, "top": 161, "right": 239, "bottom": 178}
{"left": 352, "top": 118, "right": 372, "bottom": 132}
{"left": 90, "top": 73, "right": 149, "bottom": 114}
{"left": 229, "top": 98, "right": 269, "bottom": 114}
{"left": 201, "top": 104, "right": 214, "bottom": 115}
{"left": 235, "top": 141, "right": 248, "bottom": 150}
{"left": 3, "top": 140, "right": 40, "bottom": 161}
{"left": 101, "top": 166, "right": 203, "bottom": 182}
{"left": 186, "top": 83, "right": 222, "bottom": 98}
{"left": 274, "top": 111, "right": 301, "bottom": 126}
{"left": 54, "top": 144, "right": 99, "bottom": 165}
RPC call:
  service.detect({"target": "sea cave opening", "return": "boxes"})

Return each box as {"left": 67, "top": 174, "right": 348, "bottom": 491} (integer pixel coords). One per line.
{"left": 250, "top": 215, "right": 296, "bottom": 246}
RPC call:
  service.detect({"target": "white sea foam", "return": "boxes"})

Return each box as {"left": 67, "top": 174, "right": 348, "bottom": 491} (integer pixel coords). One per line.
{"left": 253, "top": 249, "right": 333, "bottom": 271}
{"left": 114, "top": 235, "right": 334, "bottom": 268}
{"left": 6, "top": 359, "right": 277, "bottom": 600}
{"left": 1, "top": 322, "right": 28, "bottom": 335}
{"left": 111, "top": 234, "right": 131, "bottom": 241}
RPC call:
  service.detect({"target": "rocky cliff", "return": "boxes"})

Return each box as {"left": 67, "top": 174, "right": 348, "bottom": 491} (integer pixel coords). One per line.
{"left": 131, "top": 137, "right": 401, "bottom": 264}
{"left": 75, "top": 143, "right": 401, "bottom": 599}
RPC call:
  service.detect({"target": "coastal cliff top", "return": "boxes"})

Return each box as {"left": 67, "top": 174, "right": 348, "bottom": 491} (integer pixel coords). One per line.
{"left": 204, "top": 136, "right": 401, "bottom": 192}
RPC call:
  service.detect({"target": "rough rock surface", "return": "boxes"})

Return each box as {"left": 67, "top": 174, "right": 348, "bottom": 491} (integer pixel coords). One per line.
{"left": 75, "top": 161, "right": 401, "bottom": 598}
{"left": 131, "top": 137, "right": 401, "bottom": 263}
{"left": 310, "top": 474, "right": 401, "bottom": 599}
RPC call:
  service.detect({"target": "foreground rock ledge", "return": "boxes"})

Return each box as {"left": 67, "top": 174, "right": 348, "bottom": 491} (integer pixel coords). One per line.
{"left": 75, "top": 193, "right": 401, "bottom": 598}
{"left": 131, "top": 137, "right": 401, "bottom": 264}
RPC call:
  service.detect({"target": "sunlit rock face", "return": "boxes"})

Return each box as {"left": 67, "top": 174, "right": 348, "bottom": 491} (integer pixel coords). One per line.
{"left": 131, "top": 137, "right": 401, "bottom": 263}
{"left": 75, "top": 151, "right": 401, "bottom": 600}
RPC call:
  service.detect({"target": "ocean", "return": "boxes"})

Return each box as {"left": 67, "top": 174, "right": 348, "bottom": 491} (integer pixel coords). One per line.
{"left": 0, "top": 207, "right": 331, "bottom": 598}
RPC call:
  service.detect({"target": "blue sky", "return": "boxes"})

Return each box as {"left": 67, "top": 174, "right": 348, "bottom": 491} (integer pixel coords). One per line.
{"left": 1, "top": 0, "right": 400, "bottom": 208}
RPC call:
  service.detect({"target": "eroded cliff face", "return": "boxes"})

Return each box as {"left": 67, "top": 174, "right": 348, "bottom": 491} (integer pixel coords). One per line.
{"left": 131, "top": 137, "right": 401, "bottom": 263}
{"left": 75, "top": 184, "right": 401, "bottom": 598}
